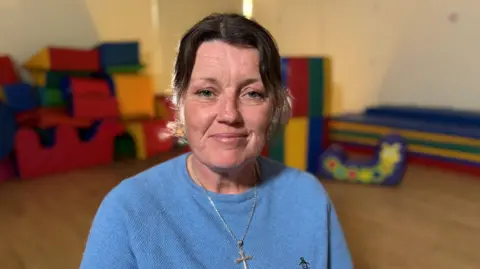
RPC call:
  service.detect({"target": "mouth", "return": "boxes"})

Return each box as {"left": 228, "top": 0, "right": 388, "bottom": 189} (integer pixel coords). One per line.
{"left": 211, "top": 133, "right": 249, "bottom": 142}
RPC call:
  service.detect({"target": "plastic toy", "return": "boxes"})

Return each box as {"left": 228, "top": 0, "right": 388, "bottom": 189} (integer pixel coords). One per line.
{"left": 320, "top": 134, "right": 407, "bottom": 185}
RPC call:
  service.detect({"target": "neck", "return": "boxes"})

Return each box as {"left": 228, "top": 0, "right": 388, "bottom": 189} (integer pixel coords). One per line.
{"left": 187, "top": 154, "right": 258, "bottom": 194}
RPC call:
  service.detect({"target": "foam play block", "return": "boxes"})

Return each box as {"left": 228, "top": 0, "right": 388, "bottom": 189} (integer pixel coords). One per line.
{"left": 114, "top": 133, "right": 137, "bottom": 160}
{"left": 15, "top": 107, "right": 93, "bottom": 128}
{"left": 62, "top": 77, "right": 119, "bottom": 119}
{"left": 0, "top": 155, "right": 16, "bottom": 182}
{"left": 0, "top": 55, "right": 19, "bottom": 84}
{"left": 29, "top": 70, "right": 92, "bottom": 88}
{"left": 0, "top": 103, "right": 17, "bottom": 159}
{"left": 2, "top": 83, "right": 39, "bottom": 112}
{"left": 62, "top": 77, "right": 112, "bottom": 99}
{"left": 112, "top": 74, "right": 155, "bottom": 119}
{"left": 105, "top": 64, "right": 144, "bottom": 74}
{"left": 309, "top": 57, "right": 332, "bottom": 116}
{"left": 281, "top": 58, "right": 308, "bottom": 117}
{"left": 267, "top": 125, "right": 285, "bottom": 163}
{"left": 39, "top": 87, "right": 66, "bottom": 107}
{"left": 320, "top": 134, "right": 407, "bottom": 186}
{"left": 330, "top": 133, "right": 480, "bottom": 163}
{"left": 330, "top": 114, "right": 480, "bottom": 139}
{"left": 142, "top": 119, "right": 174, "bottom": 157}
{"left": 14, "top": 120, "right": 124, "bottom": 179}
{"left": 126, "top": 122, "right": 147, "bottom": 159}
{"left": 97, "top": 42, "right": 140, "bottom": 68}
{"left": 285, "top": 117, "right": 309, "bottom": 170}
{"left": 307, "top": 116, "right": 326, "bottom": 173}
{"left": 154, "top": 95, "right": 174, "bottom": 120}
{"left": 126, "top": 119, "right": 174, "bottom": 160}
{"left": 24, "top": 47, "right": 100, "bottom": 72}
{"left": 0, "top": 86, "right": 5, "bottom": 102}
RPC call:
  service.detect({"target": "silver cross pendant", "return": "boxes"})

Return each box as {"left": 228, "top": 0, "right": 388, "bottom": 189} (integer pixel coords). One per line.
{"left": 235, "top": 240, "right": 252, "bottom": 269}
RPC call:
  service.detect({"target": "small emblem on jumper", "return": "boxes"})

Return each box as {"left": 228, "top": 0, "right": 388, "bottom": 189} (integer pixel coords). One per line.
{"left": 299, "top": 257, "right": 310, "bottom": 269}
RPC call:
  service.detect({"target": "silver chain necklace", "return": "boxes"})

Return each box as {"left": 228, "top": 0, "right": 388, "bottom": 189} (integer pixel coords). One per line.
{"left": 190, "top": 159, "right": 258, "bottom": 269}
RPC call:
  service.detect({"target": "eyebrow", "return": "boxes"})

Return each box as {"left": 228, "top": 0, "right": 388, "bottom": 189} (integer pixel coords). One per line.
{"left": 196, "top": 77, "right": 262, "bottom": 88}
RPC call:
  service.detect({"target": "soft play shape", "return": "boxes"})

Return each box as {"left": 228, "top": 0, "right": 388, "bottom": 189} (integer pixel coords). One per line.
{"left": 0, "top": 55, "right": 19, "bottom": 84}
{"left": 24, "top": 47, "right": 100, "bottom": 71}
{"left": 15, "top": 108, "right": 93, "bottom": 128}
{"left": 29, "top": 70, "right": 92, "bottom": 88}
{"left": 329, "top": 105, "right": 480, "bottom": 176}
{"left": 0, "top": 103, "right": 16, "bottom": 159}
{"left": 61, "top": 77, "right": 119, "bottom": 119}
{"left": 14, "top": 120, "right": 124, "bottom": 179}
{"left": 39, "top": 87, "right": 66, "bottom": 107}
{"left": 154, "top": 95, "right": 174, "bottom": 121}
{"left": 319, "top": 134, "right": 407, "bottom": 186}
{"left": 2, "top": 83, "right": 39, "bottom": 112}
{"left": 112, "top": 74, "right": 154, "bottom": 119}
{"left": 0, "top": 155, "right": 16, "bottom": 182}
{"left": 126, "top": 119, "right": 174, "bottom": 160}
{"left": 281, "top": 57, "right": 332, "bottom": 117}
{"left": 97, "top": 41, "right": 140, "bottom": 68}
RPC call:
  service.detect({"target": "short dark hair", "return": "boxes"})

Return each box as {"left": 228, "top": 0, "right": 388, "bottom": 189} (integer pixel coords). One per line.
{"left": 169, "top": 13, "right": 291, "bottom": 139}
{"left": 172, "top": 12, "right": 282, "bottom": 99}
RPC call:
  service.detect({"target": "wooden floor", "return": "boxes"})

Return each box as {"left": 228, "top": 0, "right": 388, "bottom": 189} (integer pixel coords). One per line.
{"left": 1, "top": 153, "right": 479, "bottom": 269}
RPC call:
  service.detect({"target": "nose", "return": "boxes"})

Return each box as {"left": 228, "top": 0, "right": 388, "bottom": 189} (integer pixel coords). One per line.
{"left": 217, "top": 93, "right": 242, "bottom": 125}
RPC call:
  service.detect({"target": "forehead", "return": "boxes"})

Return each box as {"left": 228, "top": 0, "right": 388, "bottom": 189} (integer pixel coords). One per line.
{"left": 192, "top": 40, "right": 260, "bottom": 77}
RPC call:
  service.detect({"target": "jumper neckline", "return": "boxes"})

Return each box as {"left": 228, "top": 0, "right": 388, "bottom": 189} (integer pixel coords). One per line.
{"left": 178, "top": 153, "right": 264, "bottom": 204}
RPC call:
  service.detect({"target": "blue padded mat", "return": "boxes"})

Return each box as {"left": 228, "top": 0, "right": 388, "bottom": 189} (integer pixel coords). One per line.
{"left": 365, "top": 105, "right": 480, "bottom": 128}
{"left": 330, "top": 113, "right": 480, "bottom": 139}
{"left": 0, "top": 103, "right": 17, "bottom": 159}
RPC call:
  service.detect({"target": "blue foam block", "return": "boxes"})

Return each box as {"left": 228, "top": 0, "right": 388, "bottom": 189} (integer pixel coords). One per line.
{"left": 330, "top": 113, "right": 480, "bottom": 139}
{"left": 365, "top": 105, "right": 480, "bottom": 128}
{"left": 3, "top": 83, "right": 39, "bottom": 112}
{"left": 307, "top": 116, "right": 325, "bottom": 173}
{"left": 0, "top": 103, "right": 17, "bottom": 159}
{"left": 97, "top": 42, "right": 140, "bottom": 68}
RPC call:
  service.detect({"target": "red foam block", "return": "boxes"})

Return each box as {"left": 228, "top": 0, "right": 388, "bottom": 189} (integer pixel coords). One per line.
{"left": 15, "top": 120, "right": 124, "bottom": 179}
{"left": 0, "top": 155, "right": 16, "bottom": 182}
{"left": 142, "top": 119, "right": 175, "bottom": 157}
{"left": 69, "top": 77, "right": 111, "bottom": 97}
{"left": 286, "top": 58, "right": 309, "bottom": 117}
{"left": 15, "top": 107, "right": 93, "bottom": 128}
{"left": 72, "top": 96, "right": 119, "bottom": 119}
{"left": 0, "top": 55, "right": 19, "bottom": 84}
{"left": 49, "top": 48, "right": 100, "bottom": 71}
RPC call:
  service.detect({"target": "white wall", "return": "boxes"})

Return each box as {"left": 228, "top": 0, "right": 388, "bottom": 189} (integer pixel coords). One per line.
{"left": 0, "top": 0, "right": 242, "bottom": 94}
{"left": 254, "top": 0, "right": 480, "bottom": 113}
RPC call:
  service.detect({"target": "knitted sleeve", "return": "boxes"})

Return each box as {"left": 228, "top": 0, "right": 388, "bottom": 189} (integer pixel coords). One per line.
{"left": 80, "top": 188, "right": 137, "bottom": 269}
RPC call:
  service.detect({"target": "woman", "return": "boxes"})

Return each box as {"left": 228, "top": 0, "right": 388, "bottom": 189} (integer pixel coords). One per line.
{"left": 80, "top": 13, "right": 353, "bottom": 269}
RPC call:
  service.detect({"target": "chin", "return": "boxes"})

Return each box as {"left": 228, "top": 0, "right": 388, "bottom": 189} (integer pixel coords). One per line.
{"left": 206, "top": 150, "right": 253, "bottom": 170}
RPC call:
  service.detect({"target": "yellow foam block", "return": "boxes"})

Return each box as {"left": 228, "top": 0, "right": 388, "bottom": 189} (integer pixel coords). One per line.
{"left": 284, "top": 117, "right": 309, "bottom": 170}
{"left": 29, "top": 71, "right": 47, "bottom": 87}
{"left": 114, "top": 74, "right": 155, "bottom": 119}
{"left": 126, "top": 122, "right": 147, "bottom": 160}
{"left": 24, "top": 48, "right": 50, "bottom": 70}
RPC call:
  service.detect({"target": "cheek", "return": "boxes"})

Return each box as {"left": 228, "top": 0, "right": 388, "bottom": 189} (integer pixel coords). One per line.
{"left": 183, "top": 102, "right": 215, "bottom": 137}
{"left": 243, "top": 106, "right": 272, "bottom": 137}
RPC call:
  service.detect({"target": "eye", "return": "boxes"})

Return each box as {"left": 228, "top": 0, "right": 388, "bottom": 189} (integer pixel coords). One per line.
{"left": 195, "top": 88, "right": 215, "bottom": 98}
{"left": 245, "top": 90, "right": 265, "bottom": 100}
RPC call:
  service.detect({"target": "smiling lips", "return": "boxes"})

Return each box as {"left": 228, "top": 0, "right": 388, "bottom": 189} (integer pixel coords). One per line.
{"left": 211, "top": 132, "right": 248, "bottom": 143}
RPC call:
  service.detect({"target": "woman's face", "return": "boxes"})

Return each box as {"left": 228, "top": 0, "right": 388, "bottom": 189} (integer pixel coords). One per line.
{"left": 182, "top": 40, "right": 273, "bottom": 170}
